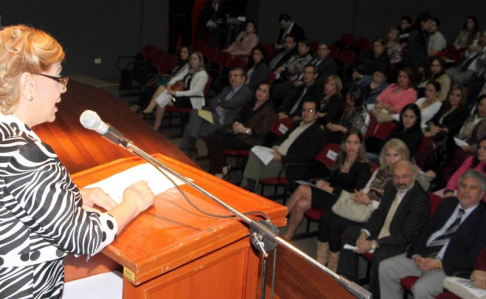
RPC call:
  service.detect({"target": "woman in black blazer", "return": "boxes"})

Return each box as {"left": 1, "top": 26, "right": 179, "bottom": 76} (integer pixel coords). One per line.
{"left": 425, "top": 85, "right": 470, "bottom": 137}
{"left": 246, "top": 46, "right": 270, "bottom": 91}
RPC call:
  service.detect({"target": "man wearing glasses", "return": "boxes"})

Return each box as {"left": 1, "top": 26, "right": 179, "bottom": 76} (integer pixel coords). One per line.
{"left": 179, "top": 68, "right": 252, "bottom": 154}
{"left": 241, "top": 99, "right": 325, "bottom": 192}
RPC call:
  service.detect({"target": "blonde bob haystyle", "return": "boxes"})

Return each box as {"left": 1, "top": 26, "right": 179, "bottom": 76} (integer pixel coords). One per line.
{"left": 0, "top": 25, "right": 65, "bottom": 114}
{"left": 378, "top": 138, "right": 410, "bottom": 170}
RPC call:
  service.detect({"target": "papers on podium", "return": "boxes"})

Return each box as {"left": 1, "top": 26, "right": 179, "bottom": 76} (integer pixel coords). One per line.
{"left": 251, "top": 146, "right": 274, "bottom": 165}
{"left": 85, "top": 163, "right": 186, "bottom": 203}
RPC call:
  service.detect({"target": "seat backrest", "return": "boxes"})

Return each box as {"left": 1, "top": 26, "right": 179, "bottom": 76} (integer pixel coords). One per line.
{"left": 194, "top": 39, "right": 209, "bottom": 53}
{"left": 339, "top": 34, "right": 355, "bottom": 47}
{"left": 203, "top": 76, "right": 213, "bottom": 96}
{"left": 267, "top": 71, "right": 276, "bottom": 85}
{"left": 365, "top": 114, "right": 377, "bottom": 139}
{"left": 315, "top": 143, "right": 340, "bottom": 169}
{"left": 151, "top": 50, "right": 166, "bottom": 65}
{"left": 205, "top": 46, "right": 220, "bottom": 62}
{"left": 429, "top": 193, "right": 444, "bottom": 218}
{"left": 373, "top": 122, "right": 397, "bottom": 140}
{"left": 159, "top": 54, "right": 177, "bottom": 74}
{"left": 329, "top": 45, "right": 340, "bottom": 59}
{"left": 229, "top": 57, "right": 247, "bottom": 70}
{"left": 141, "top": 44, "right": 157, "bottom": 60}
{"left": 354, "top": 37, "right": 371, "bottom": 52}
{"left": 338, "top": 49, "right": 356, "bottom": 66}
{"left": 217, "top": 51, "right": 233, "bottom": 68}
{"left": 270, "top": 117, "right": 295, "bottom": 136}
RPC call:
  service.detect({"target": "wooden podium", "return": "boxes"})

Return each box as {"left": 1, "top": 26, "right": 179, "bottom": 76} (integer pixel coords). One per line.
{"left": 67, "top": 153, "right": 287, "bottom": 298}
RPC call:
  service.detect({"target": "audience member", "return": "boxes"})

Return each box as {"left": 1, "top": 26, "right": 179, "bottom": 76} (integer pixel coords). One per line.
{"left": 417, "top": 132, "right": 466, "bottom": 192}
{"left": 179, "top": 68, "right": 252, "bottom": 154}
{"left": 417, "top": 56, "right": 451, "bottom": 102}
{"left": 274, "top": 39, "right": 312, "bottom": 83}
{"left": 317, "top": 75, "right": 343, "bottom": 126}
{"left": 277, "top": 64, "right": 322, "bottom": 120}
{"left": 133, "top": 45, "right": 192, "bottom": 113}
{"left": 223, "top": 21, "right": 259, "bottom": 58}
{"left": 453, "top": 16, "right": 481, "bottom": 50}
{"left": 315, "top": 139, "right": 408, "bottom": 271}
{"left": 144, "top": 51, "right": 208, "bottom": 131}
{"left": 201, "top": 0, "right": 225, "bottom": 33}
{"left": 363, "top": 65, "right": 389, "bottom": 104}
{"left": 241, "top": 99, "right": 325, "bottom": 192}
{"left": 205, "top": 83, "right": 275, "bottom": 178}
{"left": 368, "top": 103, "right": 424, "bottom": 159}
{"left": 338, "top": 160, "right": 430, "bottom": 297}
{"left": 416, "top": 80, "right": 442, "bottom": 128}
{"left": 446, "top": 29, "right": 486, "bottom": 85}
{"left": 283, "top": 129, "right": 371, "bottom": 242}
{"left": 269, "top": 35, "right": 298, "bottom": 70}
{"left": 372, "top": 67, "right": 417, "bottom": 123}
{"left": 456, "top": 95, "right": 486, "bottom": 154}
{"left": 444, "top": 137, "right": 486, "bottom": 198}
{"left": 323, "top": 85, "right": 370, "bottom": 145}
{"left": 402, "top": 12, "right": 433, "bottom": 81}
{"left": 380, "top": 170, "right": 486, "bottom": 299}
{"left": 428, "top": 17, "right": 447, "bottom": 58}
{"left": 425, "top": 85, "right": 469, "bottom": 137}
{"left": 351, "top": 38, "right": 390, "bottom": 86}
{"left": 275, "top": 14, "right": 305, "bottom": 49}
{"left": 271, "top": 42, "right": 336, "bottom": 105}
{"left": 385, "top": 27, "right": 402, "bottom": 65}
{"left": 246, "top": 46, "right": 270, "bottom": 91}
{"left": 398, "top": 16, "right": 413, "bottom": 47}
{"left": 169, "top": 0, "right": 194, "bottom": 54}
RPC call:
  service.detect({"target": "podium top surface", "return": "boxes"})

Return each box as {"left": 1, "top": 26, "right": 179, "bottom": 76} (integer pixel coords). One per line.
{"left": 72, "top": 154, "right": 287, "bottom": 285}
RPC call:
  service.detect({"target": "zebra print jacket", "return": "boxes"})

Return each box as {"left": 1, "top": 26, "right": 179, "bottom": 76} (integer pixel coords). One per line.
{"left": 0, "top": 114, "right": 117, "bottom": 268}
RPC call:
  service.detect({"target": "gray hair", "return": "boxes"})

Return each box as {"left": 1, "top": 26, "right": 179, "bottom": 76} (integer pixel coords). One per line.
{"left": 459, "top": 170, "right": 486, "bottom": 193}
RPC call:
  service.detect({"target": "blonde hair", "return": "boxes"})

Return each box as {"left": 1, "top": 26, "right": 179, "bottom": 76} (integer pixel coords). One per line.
{"left": 190, "top": 51, "right": 206, "bottom": 73}
{"left": 325, "top": 75, "right": 343, "bottom": 94}
{"left": 379, "top": 138, "right": 410, "bottom": 170}
{"left": 0, "top": 25, "right": 65, "bottom": 114}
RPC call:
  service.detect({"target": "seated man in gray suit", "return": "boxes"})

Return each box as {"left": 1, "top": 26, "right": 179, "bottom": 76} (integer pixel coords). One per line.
{"left": 380, "top": 170, "right": 486, "bottom": 299}
{"left": 180, "top": 68, "right": 253, "bottom": 154}
{"left": 337, "top": 160, "right": 430, "bottom": 298}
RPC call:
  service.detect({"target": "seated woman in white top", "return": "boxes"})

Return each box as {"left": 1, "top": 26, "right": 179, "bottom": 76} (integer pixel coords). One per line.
{"left": 142, "top": 51, "right": 209, "bottom": 130}
{"left": 415, "top": 80, "right": 442, "bottom": 129}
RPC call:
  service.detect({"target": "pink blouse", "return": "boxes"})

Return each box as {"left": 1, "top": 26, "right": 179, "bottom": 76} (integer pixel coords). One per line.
{"left": 376, "top": 83, "right": 417, "bottom": 114}
{"left": 446, "top": 156, "right": 486, "bottom": 195}
{"left": 225, "top": 32, "right": 259, "bottom": 57}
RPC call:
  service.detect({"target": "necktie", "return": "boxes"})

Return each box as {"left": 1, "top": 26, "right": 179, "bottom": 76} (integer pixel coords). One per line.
{"left": 378, "top": 192, "right": 404, "bottom": 239}
{"left": 289, "top": 86, "right": 308, "bottom": 115}
{"left": 461, "top": 53, "right": 479, "bottom": 72}
{"left": 423, "top": 209, "right": 465, "bottom": 258}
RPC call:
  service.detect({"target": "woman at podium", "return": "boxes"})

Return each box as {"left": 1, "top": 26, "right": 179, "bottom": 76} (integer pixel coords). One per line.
{"left": 0, "top": 25, "right": 154, "bottom": 298}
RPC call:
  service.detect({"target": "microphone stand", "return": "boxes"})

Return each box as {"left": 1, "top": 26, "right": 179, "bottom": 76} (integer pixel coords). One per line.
{"left": 108, "top": 135, "right": 373, "bottom": 299}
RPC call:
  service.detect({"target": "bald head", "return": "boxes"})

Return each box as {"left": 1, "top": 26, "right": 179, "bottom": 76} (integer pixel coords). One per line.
{"left": 392, "top": 160, "right": 416, "bottom": 191}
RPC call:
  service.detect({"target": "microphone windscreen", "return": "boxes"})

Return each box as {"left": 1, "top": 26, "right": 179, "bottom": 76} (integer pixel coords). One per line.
{"left": 80, "top": 110, "right": 109, "bottom": 134}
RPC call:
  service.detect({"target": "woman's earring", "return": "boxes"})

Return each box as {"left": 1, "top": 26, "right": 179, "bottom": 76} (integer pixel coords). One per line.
{"left": 29, "top": 96, "right": 33, "bottom": 106}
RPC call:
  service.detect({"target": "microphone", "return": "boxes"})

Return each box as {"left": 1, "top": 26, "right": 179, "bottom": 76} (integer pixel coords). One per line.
{"left": 80, "top": 110, "right": 130, "bottom": 147}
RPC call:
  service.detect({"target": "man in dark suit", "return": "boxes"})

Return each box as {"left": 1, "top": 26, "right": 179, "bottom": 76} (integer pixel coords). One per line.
{"left": 269, "top": 35, "right": 298, "bottom": 71}
{"left": 337, "top": 160, "right": 430, "bottom": 297}
{"left": 277, "top": 65, "right": 322, "bottom": 120}
{"left": 271, "top": 42, "right": 337, "bottom": 104}
{"left": 380, "top": 170, "right": 486, "bottom": 298}
{"left": 275, "top": 14, "right": 305, "bottom": 49}
{"left": 242, "top": 99, "right": 325, "bottom": 192}
{"left": 169, "top": 0, "right": 194, "bottom": 54}
{"left": 201, "top": 0, "right": 225, "bottom": 32}
{"left": 180, "top": 68, "right": 252, "bottom": 152}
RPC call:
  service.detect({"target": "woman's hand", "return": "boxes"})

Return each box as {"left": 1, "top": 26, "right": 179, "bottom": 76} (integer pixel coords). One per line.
{"left": 374, "top": 101, "right": 384, "bottom": 110}
{"left": 353, "top": 190, "right": 371, "bottom": 205}
{"left": 471, "top": 270, "right": 486, "bottom": 289}
{"left": 429, "top": 124, "right": 441, "bottom": 135}
{"left": 272, "top": 148, "right": 282, "bottom": 162}
{"left": 122, "top": 180, "right": 154, "bottom": 214}
{"left": 233, "top": 122, "right": 245, "bottom": 133}
{"left": 424, "top": 170, "right": 436, "bottom": 178}
{"left": 80, "top": 188, "right": 117, "bottom": 212}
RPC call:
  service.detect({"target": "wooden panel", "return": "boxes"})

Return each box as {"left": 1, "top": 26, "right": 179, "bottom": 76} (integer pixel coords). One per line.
{"left": 33, "top": 81, "right": 196, "bottom": 174}
{"left": 123, "top": 238, "right": 251, "bottom": 299}
{"left": 71, "top": 154, "right": 287, "bottom": 286}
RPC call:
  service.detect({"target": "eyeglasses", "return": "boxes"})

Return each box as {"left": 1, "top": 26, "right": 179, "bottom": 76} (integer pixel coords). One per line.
{"left": 301, "top": 108, "right": 315, "bottom": 113}
{"left": 37, "top": 74, "right": 69, "bottom": 92}
{"left": 229, "top": 74, "right": 244, "bottom": 78}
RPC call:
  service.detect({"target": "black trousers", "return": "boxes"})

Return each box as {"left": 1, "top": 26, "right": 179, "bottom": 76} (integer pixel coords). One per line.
{"left": 318, "top": 210, "right": 361, "bottom": 252}
{"left": 337, "top": 225, "right": 405, "bottom": 298}
{"left": 169, "top": 15, "right": 192, "bottom": 54}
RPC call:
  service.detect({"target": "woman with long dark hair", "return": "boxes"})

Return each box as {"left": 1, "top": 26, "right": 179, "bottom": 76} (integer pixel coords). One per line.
{"left": 417, "top": 56, "right": 451, "bottom": 101}
{"left": 282, "top": 129, "right": 371, "bottom": 242}
{"left": 245, "top": 46, "right": 270, "bottom": 91}
{"left": 454, "top": 16, "right": 480, "bottom": 49}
